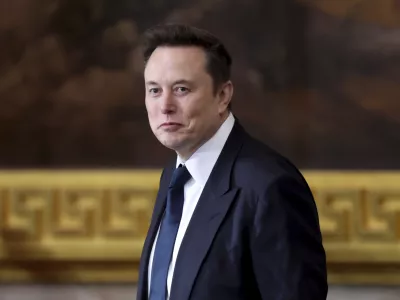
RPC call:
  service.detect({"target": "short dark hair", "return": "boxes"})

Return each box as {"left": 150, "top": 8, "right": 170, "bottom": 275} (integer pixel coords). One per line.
{"left": 141, "top": 23, "right": 232, "bottom": 95}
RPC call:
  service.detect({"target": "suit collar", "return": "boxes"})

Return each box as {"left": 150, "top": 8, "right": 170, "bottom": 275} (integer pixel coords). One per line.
{"left": 207, "top": 118, "right": 245, "bottom": 195}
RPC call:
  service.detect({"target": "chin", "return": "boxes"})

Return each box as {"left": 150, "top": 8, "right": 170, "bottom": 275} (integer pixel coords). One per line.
{"left": 158, "top": 137, "right": 184, "bottom": 151}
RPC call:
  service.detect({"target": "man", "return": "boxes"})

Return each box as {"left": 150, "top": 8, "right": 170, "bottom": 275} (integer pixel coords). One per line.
{"left": 137, "top": 23, "right": 327, "bottom": 300}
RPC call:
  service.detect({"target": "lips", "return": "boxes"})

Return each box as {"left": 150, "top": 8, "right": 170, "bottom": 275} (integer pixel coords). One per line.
{"left": 159, "top": 122, "right": 183, "bottom": 131}
{"left": 160, "top": 122, "right": 182, "bottom": 127}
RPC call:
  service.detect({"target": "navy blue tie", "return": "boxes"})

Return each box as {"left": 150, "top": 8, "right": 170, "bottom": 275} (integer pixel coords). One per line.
{"left": 149, "top": 164, "right": 192, "bottom": 300}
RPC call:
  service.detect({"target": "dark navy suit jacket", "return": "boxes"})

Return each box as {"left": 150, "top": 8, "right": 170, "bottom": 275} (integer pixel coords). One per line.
{"left": 137, "top": 120, "right": 328, "bottom": 300}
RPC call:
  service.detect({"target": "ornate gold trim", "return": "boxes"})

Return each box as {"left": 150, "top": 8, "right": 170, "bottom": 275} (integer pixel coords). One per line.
{"left": 305, "top": 171, "right": 400, "bottom": 285}
{"left": 0, "top": 170, "right": 399, "bottom": 284}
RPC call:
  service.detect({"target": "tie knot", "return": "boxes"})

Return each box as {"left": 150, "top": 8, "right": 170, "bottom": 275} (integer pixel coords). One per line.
{"left": 169, "top": 164, "right": 191, "bottom": 188}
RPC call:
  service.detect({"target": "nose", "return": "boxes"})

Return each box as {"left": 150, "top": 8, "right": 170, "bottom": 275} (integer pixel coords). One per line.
{"left": 160, "top": 92, "right": 176, "bottom": 115}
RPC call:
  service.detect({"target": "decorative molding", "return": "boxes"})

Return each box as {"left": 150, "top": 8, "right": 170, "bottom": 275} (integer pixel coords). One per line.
{"left": 0, "top": 171, "right": 159, "bottom": 283}
{"left": 305, "top": 171, "right": 400, "bottom": 285}
{"left": 0, "top": 170, "right": 399, "bottom": 284}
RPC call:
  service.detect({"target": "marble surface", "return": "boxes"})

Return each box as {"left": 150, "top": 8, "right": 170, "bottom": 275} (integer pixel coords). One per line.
{"left": 327, "top": 286, "right": 400, "bottom": 300}
{"left": 0, "top": 285, "right": 399, "bottom": 300}
{"left": 0, "top": 285, "right": 135, "bottom": 300}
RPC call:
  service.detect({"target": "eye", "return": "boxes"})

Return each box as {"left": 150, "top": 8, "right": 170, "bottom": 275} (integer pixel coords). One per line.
{"left": 174, "top": 86, "right": 190, "bottom": 95}
{"left": 148, "top": 87, "right": 161, "bottom": 95}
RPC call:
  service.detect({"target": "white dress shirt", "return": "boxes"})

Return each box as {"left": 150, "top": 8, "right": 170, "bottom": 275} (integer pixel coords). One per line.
{"left": 147, "top": 112, "right": 235, "bottom": 299}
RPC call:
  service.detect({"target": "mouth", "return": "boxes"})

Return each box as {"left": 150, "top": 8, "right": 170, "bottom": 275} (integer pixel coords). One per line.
{"left": 159, "top": 122, "right": 183, "bottom": 131}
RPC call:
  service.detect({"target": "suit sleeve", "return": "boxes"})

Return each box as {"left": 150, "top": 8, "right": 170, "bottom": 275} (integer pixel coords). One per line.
{"left": 250, "top": 175, "right": 328, "bottom": 299}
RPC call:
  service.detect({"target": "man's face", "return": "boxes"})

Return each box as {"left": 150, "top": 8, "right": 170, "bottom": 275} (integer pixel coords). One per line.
{"left": 144, "top": 46, "right": 231, "bottom": 158}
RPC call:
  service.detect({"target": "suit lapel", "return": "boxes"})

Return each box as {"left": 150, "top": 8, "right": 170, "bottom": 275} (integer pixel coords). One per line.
{"left": 136, "top": 162, "right": 175, "bottom": 300}
{"left": 169, "top": 121, "right": 245, "bottom": 300}
{"left": 170, "top": 187, "right": 239, "bottom": 300}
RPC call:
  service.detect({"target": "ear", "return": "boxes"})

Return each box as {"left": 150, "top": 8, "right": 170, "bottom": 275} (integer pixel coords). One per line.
{"left": 217, "top": 80, "right": 234, "bottom": 114}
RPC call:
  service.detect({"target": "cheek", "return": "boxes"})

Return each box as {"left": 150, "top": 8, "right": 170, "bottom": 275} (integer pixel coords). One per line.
{"left": 184, "top": 108, "right": 203, "bottom": 129}
{"left": 145, "top": 102, "right": 157, "bottom": 117}
{"left": 146, "top": 106, "right": 159, "bottom": 127}
{"left": 184, "top": 97, "right": 209, "bottom": 119}
{"left": 190, "top": 100, "right": 215, "bottom": 121}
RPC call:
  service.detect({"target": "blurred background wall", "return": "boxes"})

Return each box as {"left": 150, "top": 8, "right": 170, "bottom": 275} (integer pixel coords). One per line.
{"left": 0, "top": 0, "right": 399, "bottom": 170}
{"left": 0, "top": 0, "right": 399, "bottom": 299}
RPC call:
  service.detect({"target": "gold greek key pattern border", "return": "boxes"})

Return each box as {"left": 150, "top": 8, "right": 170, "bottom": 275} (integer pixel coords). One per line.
{"left": 0, "top": 170, "right": 399, "bottom": 284}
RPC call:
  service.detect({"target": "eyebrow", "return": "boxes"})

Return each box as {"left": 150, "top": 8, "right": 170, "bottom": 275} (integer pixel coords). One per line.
{"left": 145, "top": 79, "right": 193, "bottom": 86}
{"left": 173, "top": 79, "right": 193, "bottom": 85}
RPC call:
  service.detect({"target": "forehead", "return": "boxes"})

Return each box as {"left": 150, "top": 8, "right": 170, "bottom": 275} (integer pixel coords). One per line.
{"left": 144, "top": 46, "right": 209, "bottom": 83}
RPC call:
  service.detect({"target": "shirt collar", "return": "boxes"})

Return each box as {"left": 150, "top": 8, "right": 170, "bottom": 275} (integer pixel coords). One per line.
{"left": 176, "top": 112, "right": 235, "bottom": 187}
